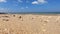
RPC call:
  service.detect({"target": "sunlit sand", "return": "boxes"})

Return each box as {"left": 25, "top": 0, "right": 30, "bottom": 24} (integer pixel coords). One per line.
{"left": 0, "top": 14, "right": 60, "bottom": 34}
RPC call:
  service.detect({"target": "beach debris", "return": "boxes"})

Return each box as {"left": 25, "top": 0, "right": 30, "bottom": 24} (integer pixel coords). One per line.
{"left": 31, "top": 17, "right": 35, "bottom": 20}
{"left": 32, "top": 17, "right": 34, "bottom": 19}
{"left": 18, "top": 16, "right": 23, "bottom": 21}
{"left": 13, "top": 15, "right": 15, "bottom": 17}
{"left": 3, "top": 19, "right": 9, "bottom": 21}
{"left": 44, "top": 21, "right": 48, "bottom": 24}
{"left": 44, "top": 20, "right": 49, "bottom": 23}
{"left": 19, "top": 16, "right": 22, "bottom": 18}
{"left": 1, "top": 16, "right": 9, "bottom": 18}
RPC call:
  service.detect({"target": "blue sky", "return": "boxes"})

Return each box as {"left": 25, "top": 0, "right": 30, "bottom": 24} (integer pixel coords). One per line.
{"left": 0, "top": 0, "right": 60, "bottom": 13}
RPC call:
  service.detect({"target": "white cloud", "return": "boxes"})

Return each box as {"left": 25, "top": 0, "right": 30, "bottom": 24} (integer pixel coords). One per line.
{"left": 32, "top": 1, "right": 38, "bottom": 4}
{"left": 38, "top": 0, "right": 47, "bottom": 3}
{"left": 32, "top": 0, "right": 47, "bottom": 4}
{"left": 0, "top": 0, "right": 7, "bottom": 2}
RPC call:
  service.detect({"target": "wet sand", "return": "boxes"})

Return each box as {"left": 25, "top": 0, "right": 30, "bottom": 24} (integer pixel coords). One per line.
{"left": 0, "top": 14, "right": 60, "bottom": 34}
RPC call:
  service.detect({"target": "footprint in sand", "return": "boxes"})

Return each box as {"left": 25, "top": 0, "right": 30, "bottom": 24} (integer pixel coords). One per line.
{"left": 3, "top": 19, "right": 9, "bottom": 21}
{"left": 2, "top": 16, "right": 10, "bottom": 18}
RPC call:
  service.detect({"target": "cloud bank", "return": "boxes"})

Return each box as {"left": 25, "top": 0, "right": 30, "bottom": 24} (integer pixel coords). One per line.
{"left": 0, "top": 0, "right": 7, "bottom": 2}
{"left": 32, "top": 0, "right": 47, "bottom": 4}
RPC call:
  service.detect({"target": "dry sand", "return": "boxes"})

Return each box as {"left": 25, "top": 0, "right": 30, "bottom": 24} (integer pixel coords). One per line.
{"left": 0, "top": 14, "right": 60, "bottom": 34}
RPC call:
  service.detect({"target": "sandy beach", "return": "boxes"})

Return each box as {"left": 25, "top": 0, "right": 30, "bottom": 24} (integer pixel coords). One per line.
{"left": 0, "top": 14, "right": 60, "bottom": 34}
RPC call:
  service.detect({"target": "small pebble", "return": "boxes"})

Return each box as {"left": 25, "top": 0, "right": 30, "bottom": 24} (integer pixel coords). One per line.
{"left": 44, "top": 20, "right": 48, "bottom": 23}
{"left": 13, "top": 15, "right": 15, "bottom": 17}
{"left": 4, "top": 16, "right": 9, "bottom": 17}
{"left": 32, "top": 18, "right": 34, "bottom": 19}
{"left": 19, "top": 16, "right": 22, "bottom": 18}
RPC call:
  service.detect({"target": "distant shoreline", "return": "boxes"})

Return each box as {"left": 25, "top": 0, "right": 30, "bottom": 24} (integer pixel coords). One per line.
{"left": 0, "top": 12, "right": 9, "bottom": 14}
{"left": 0, "top": 12, "right": 60, "bottom": 14}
